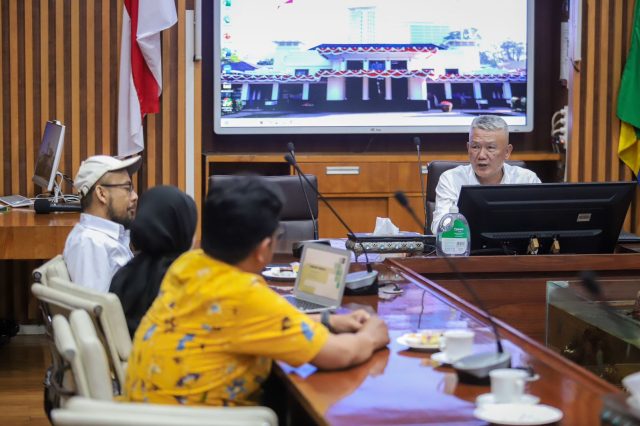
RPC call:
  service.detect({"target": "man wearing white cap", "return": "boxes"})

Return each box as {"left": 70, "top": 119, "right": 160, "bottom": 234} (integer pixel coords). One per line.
{"left": 63, "top": 155, "right": 142, "bottom": 292}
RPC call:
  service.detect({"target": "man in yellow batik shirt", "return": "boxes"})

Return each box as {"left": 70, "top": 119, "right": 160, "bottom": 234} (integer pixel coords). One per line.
{"left": 124, "top": 176, "right": 389, "bottom": 406}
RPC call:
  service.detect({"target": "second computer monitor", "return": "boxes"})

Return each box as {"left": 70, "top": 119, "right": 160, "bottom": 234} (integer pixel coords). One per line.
{"left": 32, "top": 120, "right": 65, "bottom": 193}
{"left": 457, "top": 182, "right": 635, "bottom": 255}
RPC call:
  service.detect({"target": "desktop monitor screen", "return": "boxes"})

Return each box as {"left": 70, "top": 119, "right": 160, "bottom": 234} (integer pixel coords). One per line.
{"left": 457, "top": 182, "right": 636, "bottom": 255}
{"left": 32, "top": 120, "right": 65, "bottom": 193}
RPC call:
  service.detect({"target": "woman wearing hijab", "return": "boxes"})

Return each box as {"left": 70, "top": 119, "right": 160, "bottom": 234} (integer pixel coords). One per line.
{"left": 110, "top": 185, "right": 197, "bottom": 337}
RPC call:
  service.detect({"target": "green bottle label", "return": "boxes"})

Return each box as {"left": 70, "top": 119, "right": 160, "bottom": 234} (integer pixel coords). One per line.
{"left": 440, "top": 218, "right": 469, "bottom": 255}
{"left": 441, "top": 219, "right": 469, "bottom": 239}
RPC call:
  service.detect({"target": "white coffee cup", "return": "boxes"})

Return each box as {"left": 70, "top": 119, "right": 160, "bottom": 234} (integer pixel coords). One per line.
{"left": 440, "top": 329, "right": 474, "bottom": 362}
{"left": 489, "top": 368, "right": 528, "bottom": 403}
{"left": 623, "top": 371, "right": 640, "bottom": 408}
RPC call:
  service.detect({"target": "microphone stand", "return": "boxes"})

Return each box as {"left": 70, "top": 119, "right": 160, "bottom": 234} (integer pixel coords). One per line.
{"left": 413, "top": 137, "right": 428, "bottom": 234}
{"left": 394, "top": 190, "right": 511, "bottom": 383}
{"left": 285, "top": 153, "right": 378, "bottom": 293}
{"left": 287, "top": 142, "right": 318, "bottom": 240}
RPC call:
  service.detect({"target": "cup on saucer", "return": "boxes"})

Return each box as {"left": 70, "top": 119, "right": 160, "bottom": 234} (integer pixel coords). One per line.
{"left": 489, "top": 368, "right": 531, "bottom": 404}
{"left": 439, "top": 329, "right": 474, "bottom": 363}
{"left": 623, "top": 372, "right": 640, "bottom": 413}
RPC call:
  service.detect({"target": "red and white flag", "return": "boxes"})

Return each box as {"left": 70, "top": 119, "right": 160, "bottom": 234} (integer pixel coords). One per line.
{"left": 118, "top": 0, "right": 177, "bottom": 157}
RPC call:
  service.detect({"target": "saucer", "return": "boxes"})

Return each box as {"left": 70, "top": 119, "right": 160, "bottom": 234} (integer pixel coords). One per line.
{"left": 626, "top": 396, "right": 640, "bottom": 415}
{"left": 473, "top": 403, "right": 563, "bottom": 425}
{"left": 262, "top": 268, "right": 297, "bottom": 281}
{"left": 476, "top": 393, "right": 540, "bottom": 406}
{"left": 396, "top": 331, "right": 442, "bottom": 351}
{"left": 431, "top": 351, "right": 455, "bottom": 364}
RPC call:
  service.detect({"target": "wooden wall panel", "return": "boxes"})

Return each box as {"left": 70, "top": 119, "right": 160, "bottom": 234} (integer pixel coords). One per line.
{"left": 0, "top": 0, "right": 198, "bottom": 199}
{"left": 567, "top": 0, "right": 640, "bottom": 232}
{"left": 0, "top": 0, "right": 202, "bottom": 322}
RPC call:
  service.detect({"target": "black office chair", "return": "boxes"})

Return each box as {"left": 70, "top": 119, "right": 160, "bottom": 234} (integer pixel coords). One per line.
{"left": 208, "top": 175, "right": 318, "bottom": 254}
{"left": 425, "top": 160, "right": 526, "bottom": 233}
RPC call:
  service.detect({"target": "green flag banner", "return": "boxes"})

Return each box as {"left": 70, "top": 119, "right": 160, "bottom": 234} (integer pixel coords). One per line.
{"left": 617, "top": 1, "right": 640, "bottom": 174}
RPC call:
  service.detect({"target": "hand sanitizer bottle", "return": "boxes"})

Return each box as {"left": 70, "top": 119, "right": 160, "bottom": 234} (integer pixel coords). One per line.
{"left": 436, "top": 205, "right": 471, "bottom": 256}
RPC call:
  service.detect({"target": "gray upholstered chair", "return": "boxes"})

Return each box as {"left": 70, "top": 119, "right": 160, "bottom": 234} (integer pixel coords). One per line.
{"left": 208, "top": 175, "right": 319, "bottom": 253}
{"left": 425, "top": 160, "right": 526, "bottom": 233}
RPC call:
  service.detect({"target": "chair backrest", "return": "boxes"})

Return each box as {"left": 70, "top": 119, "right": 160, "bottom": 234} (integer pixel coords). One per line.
{"left": 52, "top": 314, "right": 91, "bottom": 399}
{"left": 208, "top": 174, "right": 319, "bottom": 253}
{"left": 32, "top": 278, "right": 131, "bottom": 393}
{"left": 48, "top": 277, "right": 131, "bottom": 390}
{"left": 33, "top": 255, "right": 72, "bottom": 321}
{"left": 68, "top": 310, "right": 114, "bottom": 401}
{"left": 52, "top": 311, "right": 113, "bottom": 402}
{"left": 425, "top": 160, "right": 527, "bottom": 232}
{"left": 52, "top": 397, "right": 278, "bottom": 426}
{"left": 33, "top": 254, "right": 71, "bottom": 287}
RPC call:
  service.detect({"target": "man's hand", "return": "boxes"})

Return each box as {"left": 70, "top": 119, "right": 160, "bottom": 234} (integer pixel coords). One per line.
{"left": 359, "top": 315, "right": 390, "bottom": 349}
{"left": 329, "top": 309, "right": 371, "bottom": 333}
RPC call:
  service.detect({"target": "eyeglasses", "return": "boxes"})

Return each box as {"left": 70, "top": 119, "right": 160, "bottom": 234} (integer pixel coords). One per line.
{"left": 99, "top": 182, "right": 134, "bottom": 193}
{"left": 468, "top": 143, "right": 498, "bottom": 154}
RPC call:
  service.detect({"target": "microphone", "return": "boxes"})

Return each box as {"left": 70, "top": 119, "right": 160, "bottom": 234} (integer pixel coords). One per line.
{"left": 394, "top": 191, "right": 435, "bottom": 251}
{"left": 287, "top": 142, "right": 318, "bottom": 239}
{"left": 394, "top": 190, "right": 510, "bottom": 383}
{"left": 34, "top": 198, "right": 81, "bottom": 214}
{"left": 284, "top": 153, "right": 378, "bottom": 293}
{"left": 413, "top": 136, "right": 428, "bottom": 234}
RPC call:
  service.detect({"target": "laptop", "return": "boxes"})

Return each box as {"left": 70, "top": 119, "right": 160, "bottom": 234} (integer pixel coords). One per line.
{"left": 285, "top": 243, "right": 351, "bottom": 313}
{"left": 0, "top": 194, "right": 33, "bottom": 208}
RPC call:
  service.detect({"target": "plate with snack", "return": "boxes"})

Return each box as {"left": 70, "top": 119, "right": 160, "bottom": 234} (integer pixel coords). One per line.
{"left": 396, "top": 330, "right": 443, "bottom": 351}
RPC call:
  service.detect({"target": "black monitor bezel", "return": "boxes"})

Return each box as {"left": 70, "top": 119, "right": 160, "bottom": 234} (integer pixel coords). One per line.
{"left": 457, "top": 182, "right": 636, "bottom": 255}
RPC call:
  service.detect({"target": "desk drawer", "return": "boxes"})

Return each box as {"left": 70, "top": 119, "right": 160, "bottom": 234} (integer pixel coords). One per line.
{"left": 299, "top": 162, "right": 389, "bottom": 194}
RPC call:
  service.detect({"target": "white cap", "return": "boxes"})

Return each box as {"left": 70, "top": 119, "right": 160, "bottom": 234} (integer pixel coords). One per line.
{"left": 449, "top": 205, "right": 459, "bottom": 214}
{"left": 74, "top": 155, "right": 142, "bottom": 197}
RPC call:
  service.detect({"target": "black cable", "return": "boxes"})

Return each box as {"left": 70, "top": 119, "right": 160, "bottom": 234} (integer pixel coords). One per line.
{"left": 417, "top": 288, "right": 427, "bottom": 329}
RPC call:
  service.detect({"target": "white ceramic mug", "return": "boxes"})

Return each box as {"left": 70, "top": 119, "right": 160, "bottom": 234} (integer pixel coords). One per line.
{"left": 440, "top": 329, "right": 474, "bottom": 362}
{"left": 489, "top": 368, "right": 528, "bottom": 403}
{"left": 622, "top": 371, "right": 640, "bottom": 408}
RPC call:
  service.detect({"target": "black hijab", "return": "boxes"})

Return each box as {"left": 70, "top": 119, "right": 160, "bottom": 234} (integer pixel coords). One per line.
{"left": 110, "top": 185, "right": 197, "bottom": 337}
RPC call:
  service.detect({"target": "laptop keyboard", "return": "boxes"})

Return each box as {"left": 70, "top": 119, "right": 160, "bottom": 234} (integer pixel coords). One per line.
{"left": 285, "top": 296, "right": 327, "bottom": 312}
{"left": 0, "top": 195, "right": 33, "bottom": 207}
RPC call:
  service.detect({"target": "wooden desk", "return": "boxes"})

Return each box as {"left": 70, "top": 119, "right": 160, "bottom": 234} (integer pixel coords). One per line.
{"left": 273, "top": 264, "right": 619, "bottom": 425}
{"left": 390, "top": 253, "right": 640, "bottom": 342}
{"left": 0, "top": 209, "right": 78, "bottom": 259}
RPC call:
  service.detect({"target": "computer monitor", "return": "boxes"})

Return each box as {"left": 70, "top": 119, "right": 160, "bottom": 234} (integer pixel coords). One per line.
{"left": 457, "top": 182, "right": 636, "bottom": 255}
{"left": 32, "top": 120, "right": 65, "bottom": 193}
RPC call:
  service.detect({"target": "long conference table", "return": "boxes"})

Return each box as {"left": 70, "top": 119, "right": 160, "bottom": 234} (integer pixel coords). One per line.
{"left": 0, "top": 210, "right": 636, "bottom": 424}
{"left": 269, "top": 253, "right": 640, "bottom": 425}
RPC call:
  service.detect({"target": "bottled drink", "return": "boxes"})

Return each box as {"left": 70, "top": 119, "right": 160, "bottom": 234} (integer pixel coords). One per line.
{"left": 436, "top": 205, "right": 470, "bottom": 256}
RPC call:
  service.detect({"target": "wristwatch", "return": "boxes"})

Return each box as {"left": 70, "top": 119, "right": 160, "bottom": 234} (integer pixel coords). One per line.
{"left": 321, "top": 310, "right": 334, "bottom": 333}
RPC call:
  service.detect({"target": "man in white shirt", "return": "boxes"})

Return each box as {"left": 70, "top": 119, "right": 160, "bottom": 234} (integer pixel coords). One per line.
{"left": 431, "top": 115, "right": 541, "bottom": 234}
{"left": 63, "top": 155, "right": 142, "bottom": 292}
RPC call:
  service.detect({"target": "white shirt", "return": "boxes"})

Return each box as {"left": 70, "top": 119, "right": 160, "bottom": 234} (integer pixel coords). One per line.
{"left": 63, "top": 213, "right": 133, "bottom": 292}
{"left": 431, "top": 163, "right": 541, "bottom": 234}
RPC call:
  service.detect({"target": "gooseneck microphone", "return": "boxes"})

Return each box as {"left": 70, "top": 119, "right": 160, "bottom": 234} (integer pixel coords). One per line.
{"left": 394, "top": 190, "right": 510, "bottom": 382}
{"left": 394, "top": 191, "right": 423, "bottom": 233}
{"left": 284, "top": 153, "right": 378, "bottom": 291}
{"left": 413, "top": 136, "right": 428, "bottom": 234}
{"left": 34, "top": 198, "right": 81, "bottom": 214}
{"left": 287, "top": 142, "right": 318, "bottom": 239}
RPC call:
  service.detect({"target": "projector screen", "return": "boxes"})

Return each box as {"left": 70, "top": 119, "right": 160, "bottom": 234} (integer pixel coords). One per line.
{"left": 213, "top": 0, "right": 534, "bottom": 135}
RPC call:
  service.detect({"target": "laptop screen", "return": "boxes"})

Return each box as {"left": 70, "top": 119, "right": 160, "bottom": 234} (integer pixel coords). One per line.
{"left": 295, "top": 243, "right": 350, "bottom": 302}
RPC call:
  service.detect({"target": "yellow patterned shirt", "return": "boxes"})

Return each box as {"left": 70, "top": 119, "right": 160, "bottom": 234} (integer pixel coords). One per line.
{"left": 123, "top": 249, "right": 329, "bottom": 406}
